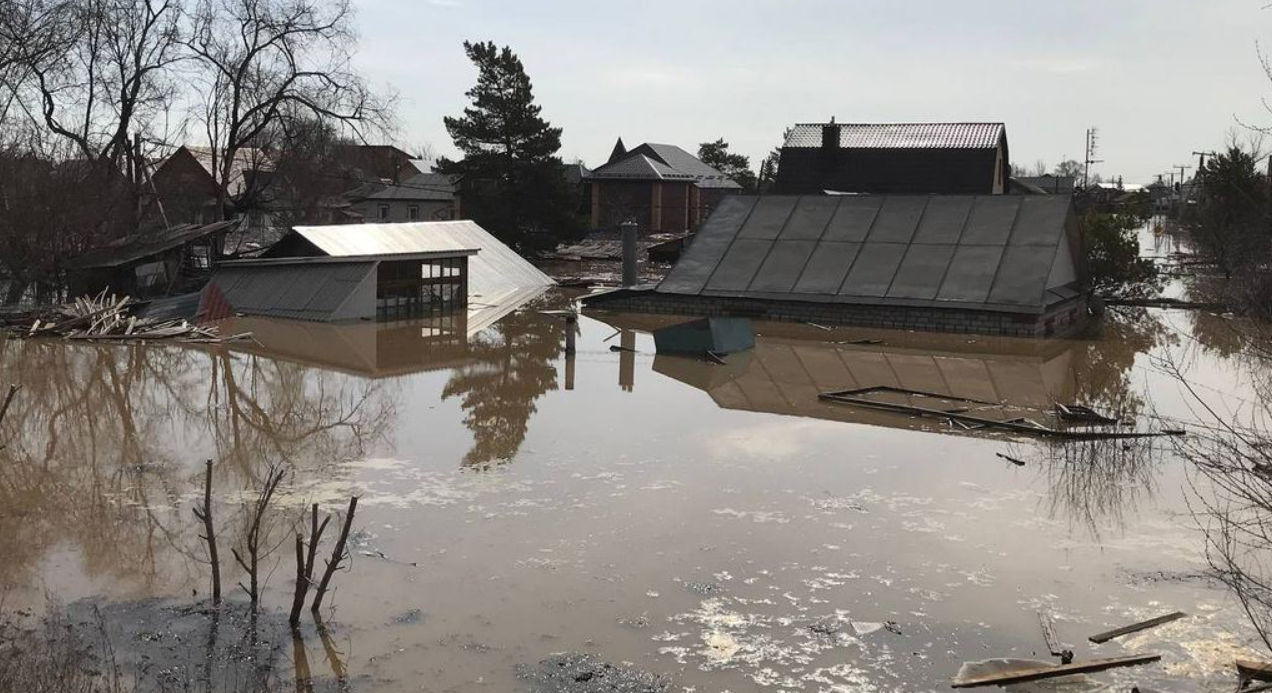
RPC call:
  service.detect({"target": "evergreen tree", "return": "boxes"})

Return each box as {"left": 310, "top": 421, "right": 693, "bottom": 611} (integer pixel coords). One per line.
{"left": 438, "top": 41, "right": 583, "bottom": 253}
{"left": 697, "top": 138, "right": 757, "bottom": 191}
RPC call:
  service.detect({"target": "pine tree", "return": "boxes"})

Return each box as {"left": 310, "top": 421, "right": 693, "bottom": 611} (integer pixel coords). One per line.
{"left": 438, "top": 41, "right": 583, "bottom": 252}
{"left": 697, "top": 138, "right": 757, "bottom": 191}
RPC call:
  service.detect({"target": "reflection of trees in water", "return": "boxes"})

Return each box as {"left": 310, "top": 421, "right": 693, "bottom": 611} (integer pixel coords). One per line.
{"left": 0, "top": 339, "right": 391, "bottom": 591}
{"left": 1025, "top": 436, "right": 1161, "bottom": 541}
{"left": 442, "top": 307, "right": 562, "bottom": 468}
{"left": 1165, "top": 314, "right": 1272, "bottom": 654}
{"left": 1066, "top": 307, "right": 1175, "bottom": 420}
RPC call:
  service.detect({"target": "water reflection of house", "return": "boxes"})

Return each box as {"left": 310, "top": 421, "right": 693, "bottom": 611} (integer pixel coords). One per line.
{"left": 600, "top": 316, "right": 1081, "bottom": 435}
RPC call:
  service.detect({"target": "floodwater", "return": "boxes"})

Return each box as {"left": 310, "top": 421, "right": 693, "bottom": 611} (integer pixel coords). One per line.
{"left": 2, "top": 256, "right": 1271, "bottom": 690}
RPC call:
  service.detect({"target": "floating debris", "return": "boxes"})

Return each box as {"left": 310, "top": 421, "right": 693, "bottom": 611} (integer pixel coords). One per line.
{"left": 951, "top": 654, "right": 1162, "bottom": 688}
{"left": 996, "top": 452, "right": 1027, "bottom": 466}
{"left": 820, "top": 386, "right": 1185, "bottom": 440}
{"left": 1055, "top": 403, "right": 1119, "bottom": 426}
{"left": 5, "top": 291, "right": 247, "bottom": 343}
{"left": 517, "top": 652, "right": 671, "bottom": 693}
{"left": 652, "top": 317, "right": 754, "bottom": 355}
{"left": 1089, "top": 611, "right": 1188, "bottom": 644}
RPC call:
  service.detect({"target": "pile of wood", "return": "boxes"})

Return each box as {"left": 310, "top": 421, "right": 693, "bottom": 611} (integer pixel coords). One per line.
{"left": 8, "top": 291, "right": 248, "bottom": 343}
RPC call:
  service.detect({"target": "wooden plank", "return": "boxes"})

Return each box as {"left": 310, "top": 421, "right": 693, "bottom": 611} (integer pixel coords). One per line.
{"left": 1088, "top": 611, "right": 1187, "bottom": 644}
{"left": 819, "top": 392, "right": 1185, "bottom": 441}
{"left": 1237, "top": 658, "right": 1272, "bottom": 682}
{"left": 951, "top": 653, "right": 1162, "bottom": 688}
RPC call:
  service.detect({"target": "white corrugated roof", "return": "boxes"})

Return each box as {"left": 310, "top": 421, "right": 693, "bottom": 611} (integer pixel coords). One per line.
{"left": 289, "top": 221, "right": 556, "bottom": 308}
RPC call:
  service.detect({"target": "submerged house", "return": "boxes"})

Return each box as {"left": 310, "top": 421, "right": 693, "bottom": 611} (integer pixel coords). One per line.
{"left": 584, "top": 194, "right": 1087, "bottom": 337}
{"left": 68, "top": 220, "right": 237, "bottom": 298}
{"left": 587, "top": 139, "right": 742, "bottom": 234}
{"left": 204, "top": 220, "right": 553, "bottom": 323}
{"left": 773, "top": 122, "right": 1009, "bottom": 195}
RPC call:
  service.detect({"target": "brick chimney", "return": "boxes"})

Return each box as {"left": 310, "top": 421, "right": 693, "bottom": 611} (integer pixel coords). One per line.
{"left": 821, "top": 117, "right": 839, "bottom": 151}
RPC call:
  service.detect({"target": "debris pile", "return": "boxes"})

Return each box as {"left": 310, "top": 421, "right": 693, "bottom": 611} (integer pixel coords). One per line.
{"left": 3, "top": 291, "right": 248, "bottom": 343}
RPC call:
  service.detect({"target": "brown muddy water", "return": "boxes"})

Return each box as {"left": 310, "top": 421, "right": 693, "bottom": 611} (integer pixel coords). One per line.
{"left": 0, "top": 289, "right": 1268, "bottom": 691}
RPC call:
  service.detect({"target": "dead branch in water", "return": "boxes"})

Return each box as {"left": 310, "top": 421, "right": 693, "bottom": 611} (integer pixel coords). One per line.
{"left": 0, "top": 384, "right": 19, "bottom": 426}
{"left": 311, "top": 496, "right": 358, "bottom": 616}
{"left": 290, "top": 504, "right": 330, "bottom": 627}
{"left": 192, "top": 460, "right": 222, "bottom": 604}
{"left": 231, "top": 466, "right": 286, "bottom": 610}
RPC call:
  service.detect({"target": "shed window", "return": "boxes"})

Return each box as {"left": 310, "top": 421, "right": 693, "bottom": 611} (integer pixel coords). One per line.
{"left": 375, "top": 256, "right": 467, "bottom": 320}
{"left": 377, "top": 204, "right": 390, "bottom": 220}
{"left": 408, "top": 205, "right": 420, "bottom": 220}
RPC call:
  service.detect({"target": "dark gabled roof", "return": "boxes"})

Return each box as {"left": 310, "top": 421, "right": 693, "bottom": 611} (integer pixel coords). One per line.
{"left": 656, "top": 194, "right": 1079, "bottom": 314}
{"left": 69, "top": 220, "right": 237, "bottom": 269}
{"left": 588, "top": 153, "right": 694, "bottom": 181}
{"left": 784, "top": 123, "right": 1005, "bottom": 150}
{"left": 588, "top": 142, "right": 742, "bottom": 189}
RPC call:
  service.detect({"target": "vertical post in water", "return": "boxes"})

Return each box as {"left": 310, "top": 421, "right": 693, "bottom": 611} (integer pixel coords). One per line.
{"left": 621, "top": 220, "right": 638, "bottom": 287}
{"left": 619, "top": 330, "right": 635, "bottom": 392}
{"left": 564, "top": 313, "right": 577, "bottom": 391}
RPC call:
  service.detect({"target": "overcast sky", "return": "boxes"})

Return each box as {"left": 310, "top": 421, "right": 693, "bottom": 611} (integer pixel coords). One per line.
{"left": 352, "top": 0, "right": 1272, "bottom": 184}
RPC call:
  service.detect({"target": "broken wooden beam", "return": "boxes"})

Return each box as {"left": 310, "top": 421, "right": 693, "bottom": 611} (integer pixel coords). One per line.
{"left": 951, "top": 653, "right": 1162, "bottom": 688}
{"left": 819, "top": 390, "right": 1183, "bottom": 440}
{"left": 1088, "top": 611, "right": 1187, "bottom": 644}
{"left": 1237, "top": 658, "right": 1272, "bottom": 683}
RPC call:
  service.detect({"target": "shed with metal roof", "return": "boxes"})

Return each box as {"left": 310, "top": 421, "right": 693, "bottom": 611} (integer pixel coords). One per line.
{"left": 774, "top": 122, "right": 1010, "bottom": 196}
{"left": 583, "top": 194, "right": 1088, "bottom": 337}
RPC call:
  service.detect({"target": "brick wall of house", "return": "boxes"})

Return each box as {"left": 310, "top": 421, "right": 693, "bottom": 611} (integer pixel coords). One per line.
{"left": 583, "top": 292, "right": 1089, "bottom": 338}
{"left": 659, "top": 182, "right": 690, "bottom": 233}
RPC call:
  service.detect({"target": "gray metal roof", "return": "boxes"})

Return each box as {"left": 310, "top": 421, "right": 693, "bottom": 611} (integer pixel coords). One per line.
{"left": 784, "top": 123, "right": 1005, "bottom": 150}
{"left": 70, "top": 220, "right": 237, "bottom": 269}
{"left": 657, "top": 194, "right": 1079, "bottom": 314}
{"left": 287, "top": 220, "right": 555, "bottom": 305}
{"left": 211, "top": 260, "right": 376, "bottom": 322}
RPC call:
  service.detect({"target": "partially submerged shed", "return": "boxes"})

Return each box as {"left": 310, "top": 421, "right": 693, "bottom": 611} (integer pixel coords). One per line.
{"left": 68, "top": 220, "right": 236, "bottom": 298}
{"left": 584, "top": 195, "right": 1087, "bottom": 337}
{"left": 206, "top": 220, "right": 553, "bottom": 323}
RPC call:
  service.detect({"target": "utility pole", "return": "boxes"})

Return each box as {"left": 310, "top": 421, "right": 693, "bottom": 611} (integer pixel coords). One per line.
{"left": 1083, "top": 127, "right": 1103, "bottom": 188}
{"left": 1191, "top": 150, "right": 1216, "bottom": 172}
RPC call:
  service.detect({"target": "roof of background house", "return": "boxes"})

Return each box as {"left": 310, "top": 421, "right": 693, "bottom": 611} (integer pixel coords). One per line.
{"left": 783, "top": 123, "right": 1005, "bottom": 150}
{"left": 69, "top": 220, "right": 237, "bottom": 269}
{"left": 589, "top": 141, "right": 742, "bottom": 189}
{"left": 349, "top": 172, "right": 459, "bottom": 202}
{"left": 179, "top": 146, "right": 273, "bottom": 195}
{"left": 286, "top": 220, "right": 556, "bottom": 305}
{"left": 562, "top": 162, "right": 591, "bottom": 187}
{"left": 1014, "top": 175, "right": 1075, "bottom": 194}
{"left": 654, "top": 194, "right": 1079, "bottom": 314}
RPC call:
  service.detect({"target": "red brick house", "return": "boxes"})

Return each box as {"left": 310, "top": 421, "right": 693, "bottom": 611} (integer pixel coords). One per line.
{"left": 587, "top": 139, "right": 741, "bottom": 234}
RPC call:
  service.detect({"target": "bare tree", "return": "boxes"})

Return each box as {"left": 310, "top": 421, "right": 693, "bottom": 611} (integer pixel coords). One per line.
{"left": 289, "top": 502, "right": 329, "bottom": 626}
{"left": 310, "top": 495, "right": 356, "bottom": 615}
{"left": 231, "top": 465, "right": 285, "bottom": 609}
{"left": 192, "top": 459, "right": 222, "bottom": 603}
{"left": 0, "top": 0, "right": 183, "bottom": 176}
{"left": 184, "top": 0, "right": 389, "bottom": 220}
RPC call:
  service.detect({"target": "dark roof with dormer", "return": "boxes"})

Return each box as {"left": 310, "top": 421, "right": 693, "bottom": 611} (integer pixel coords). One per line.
{"left": 588, "top": 141, "right": 742, "bottom": 189}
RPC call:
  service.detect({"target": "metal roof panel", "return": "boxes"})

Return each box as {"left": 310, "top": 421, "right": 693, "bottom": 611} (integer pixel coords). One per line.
{"left": 785, "top": 123, "right": 1004, "bottom": 149}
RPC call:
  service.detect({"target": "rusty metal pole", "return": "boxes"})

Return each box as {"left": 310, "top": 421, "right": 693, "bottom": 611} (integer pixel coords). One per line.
{"left": 621, "top": 220, "right": 638, "bottom": 287}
